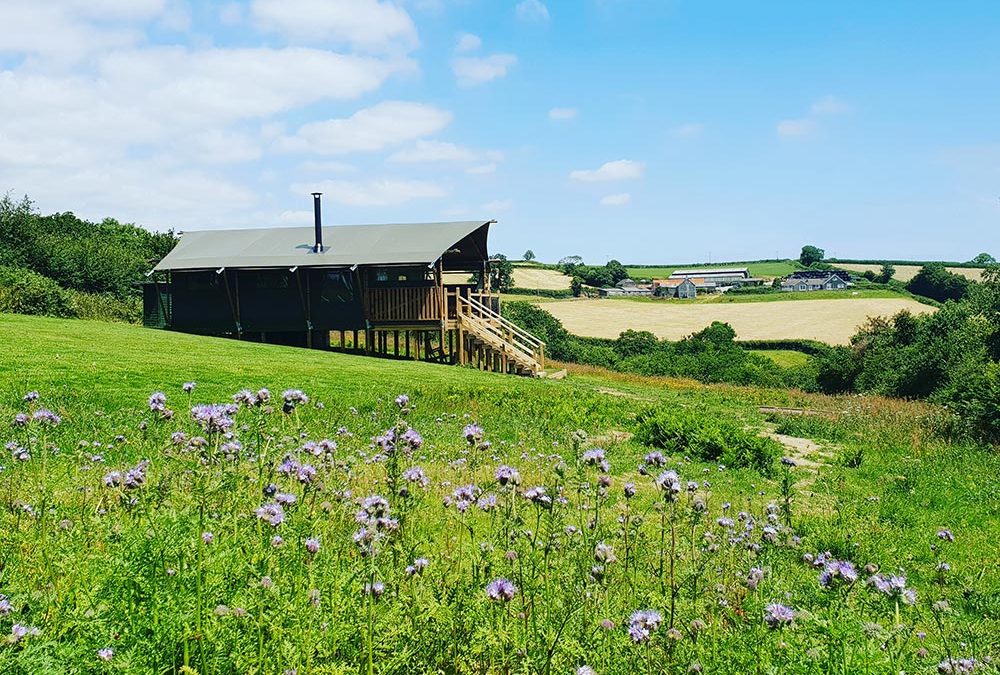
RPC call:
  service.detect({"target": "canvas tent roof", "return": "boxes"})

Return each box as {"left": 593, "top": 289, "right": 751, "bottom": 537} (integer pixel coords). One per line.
{"left": 154, "top": 220, "right": 492, "bottom": 272}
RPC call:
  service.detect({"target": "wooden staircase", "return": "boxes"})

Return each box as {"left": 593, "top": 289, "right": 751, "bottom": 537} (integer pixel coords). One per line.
{"left": 456, "top": 295, "right": 545, "bottom": 376}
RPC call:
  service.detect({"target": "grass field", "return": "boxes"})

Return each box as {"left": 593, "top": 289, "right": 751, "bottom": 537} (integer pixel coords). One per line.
{"left": 626, "top": 261, "right": 801, "bottom": 280}
{"left": 537, "top": 296, "right": 935, "bottom": 344}
{"left": 511, "top": 266, "right": 572, "bottom": 290}
{"left": 0, "top": 313, "right": 997, "bottom": 673}
{"left": 750, "top": 350, "right": 812, "bottom": 368}
{"left": 835, "top": 263, "right": 986, "bottom": 282}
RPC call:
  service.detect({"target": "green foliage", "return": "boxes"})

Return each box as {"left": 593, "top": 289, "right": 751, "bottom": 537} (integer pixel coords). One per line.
{"left": 0, "top": 193, "right": 176, "bottom": 300}
{"left": 875, "top": 263, "right": 895, "bottom": 284}
{"left": 557, "top": 257, "right": 631, "bottom": 288}
{"left": 0, "top": 265, "right": 73, "bottom": 317}
{"left": 487, "top": 253, "right": 515, "bottom": 292}
{"left": 799, "top": 245, "right": 825, "bottom": 267}
{"left": 969, "top": 252, "right": 996, "bottom": 266}
{"left": 570, "top": 276, "right": 583, "bottom": 297}
{"left": 505, "top": 287, "right": 575, "bottom": 298}
{"left": 905, "top": 263, "right": 970, "bottom": 302}
{"left": 522, "top": 249, "right": 536, "bottom": 261}
{"left": 636, "top": 407, "right": 780, "bottom": 474}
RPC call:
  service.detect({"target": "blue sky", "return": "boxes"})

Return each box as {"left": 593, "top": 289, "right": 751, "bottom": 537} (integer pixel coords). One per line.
{"left": 1, "top": 0, "right": 997, "bottom": 263}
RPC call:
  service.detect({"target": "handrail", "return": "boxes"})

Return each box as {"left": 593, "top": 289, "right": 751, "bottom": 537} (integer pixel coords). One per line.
{"left": 458, "top": 295, "right": 545, "bottom": 350}
{"left": 460, "top": 314, "right": 537, "bottom": 368}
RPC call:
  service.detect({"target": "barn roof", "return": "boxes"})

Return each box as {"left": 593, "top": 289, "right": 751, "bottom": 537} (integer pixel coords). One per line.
{"left": 154, "top": 220, "right": 493, "bottom": 272}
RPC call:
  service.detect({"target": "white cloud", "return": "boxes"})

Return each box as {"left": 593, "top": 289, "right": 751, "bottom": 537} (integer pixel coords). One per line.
{"left": 481, "top": 199, "right": 512, "bottom": 212}
{"left": 776, "top": 118, "right": 816, "bottom": 137}
{"left": 671, "top": 122, "right": 704, "bottom": 138}
{"left": 516, "top": 0, "right": 550, "bottom": 22}
{"left": 277, "top": 209, "right": 315, "bottom": 225}
{"left": 293, "top": 179, "right": 447, "bottom": 207}
{"left": 297, "top": 160, "right": 358, "bottom": 173}
{"left": 159, "top": 0, "right": 192, "bottom": 32}
{"left": 570, "top": 159, "right": 645, "bottom": 182}
{"left": 252, "top": 0, "right": 418, "bottom": 52}
{"left": 600, "top": 193, "right": 631, "bottom": 206}
{"left": 455, "top": 32, "right": 482, "bottom": 53}
{"left": 811, "top": 95, "right": 851, "bottom": 116}
{"left": 387, "top": 139, "right": 477, "bottom": 163}
{"left": 0, "top": 2, "right": 144, "bottom": 62}
{"left": 187, "top": 129, "right": 262, "bottom": 164}
{"left": 452, "top": 54, "right": 517, "bottom": 86}
{"left": 466, "top": 163, "right": 497, "bottom": 175}
{"left": 280, "top": 101, "right": 452, "bottom": 155}
{"left": 549, "top": 107, "right": 578, "bottom": 121}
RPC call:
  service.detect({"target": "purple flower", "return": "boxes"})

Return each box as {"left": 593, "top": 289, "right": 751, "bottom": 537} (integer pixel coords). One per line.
{"left": 271, "top": 535, "right": 284, "bottom": 548}
{"left": 23, "top": 391, "right": 39, "bottom": 403}
{"left": 9, "top": 442, "right": 29, "bottom": 461}
{"left": 462, "top": 424, "right": 484, "bottom": 444}
{"left": 395, "top": 394, "right": 410, "bottom": 408}
{"left": 477, "top": 494, "right": 498, "bottom": 511}
{"left": 495, "top": 464, "right": 521, "bottom": 487}
{"left": 0, "top": 595, "right": 12, "bottom": 616}
{"left": 201, "top": 531, "right": 214, "bottom": 544}
{"left": 281, "top": 389, "right": 308, "bottom": 413}
{"left": 937, "top": 658, "right": 986, "bottom": 674}
{"left": 148, "top": 392, "right": 167, "bottom": 412}
{"left": 623, "top": 482, "right": 636, "bottom": 498}
{"left": 12, "top": 412, "right": 29, "bottom": 427}
{"left": 31, "top": 409, "right": 61, "bottom": 425}
{"left": 10, "top": 624, "right": 40, "bottom": 642}
{"left": 255, "top": 503, "right": 285, "bottom": 527}
{"left": 97, "top": 647, "right": 114, "bottom": 662}
{"left": 182, "top": 382, "right": 196, "bottom": 393}
{"left": 937, "top": 529, "right": 955, "bottom": 542}
{"left": 305, "top": 537, "right": 320, "bottom": 554}
{"left": 868, "top": 573, "right": 917, "bottom": 604}
{"left": 402, "top": 466, "right": 430, "bottom": 488}
{"left": 523, "top": 486, "right": 552, "bottom": 508}
{"left": 747, "top": 566, "right": 765, "bottom": 591}
{"left": 275, "top": 492, "right": 297, "bottom": 505}
{"left": 627, "top": 609, "right": 662, "bottom": 643}
{"left": 485, "top": 577, "right": 518, "bottom": 602}
{"left": 764, "top": 603, "right": 794, "bottom": 629}
{"left": 446, "top": 484, "right": 481, "bottom": 512}
{"left": 190, "top": 404, "right": 234, "bottom": 434}
{"left": 363, "top": 581, "right": 386, "bottom": 598}
{"left": 577, "top": 667, "right": 597, "bottom": 675}
{"left": 582, "top": 448, "right": 606, "bottom": 467}
{"left": 594, "top": 542, "right": 617, "bottom": 564}
{"left": 819, "top": 559, "right": 858, "bottom": 587}
{"left": 405, "top": 557, "right": 429, "bottom": 576}
{"left": 655, "top": 470, "right": 681, "bottom": 500}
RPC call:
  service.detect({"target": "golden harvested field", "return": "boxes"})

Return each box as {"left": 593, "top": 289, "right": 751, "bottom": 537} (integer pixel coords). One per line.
{"left": 512, "top": 266, "right": 571, "bottom": 289}
{"left": 836, "top": 263, "right": 985, "bottom": 282}
{"left": 539, "top": 297, "right": 935, "bottom": 345}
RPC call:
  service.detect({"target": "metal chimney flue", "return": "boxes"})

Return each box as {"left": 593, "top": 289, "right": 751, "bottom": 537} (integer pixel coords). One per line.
{"left": 311, "top": 192, "right": 323, "bottom": 253}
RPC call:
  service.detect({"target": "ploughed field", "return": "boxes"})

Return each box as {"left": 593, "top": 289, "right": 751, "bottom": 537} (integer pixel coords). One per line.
{"left": 0, "top": 313, "right": 997, "bottom": 674}
{"left": 535, "top": 296, "right": 935, "bottom": 345}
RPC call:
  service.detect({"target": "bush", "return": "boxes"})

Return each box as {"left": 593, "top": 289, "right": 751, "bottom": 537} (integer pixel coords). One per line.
{"left": 0, "top": 265, "right": 74, "bottom": 317}
{"left": 905, "top": 263, "right": 970, "bottom": 302}
{"left": 635, "top": 407, "right": 779, "bottom": 474}
{"left": 68, "top": 290, "right": 142, "bottom": 323}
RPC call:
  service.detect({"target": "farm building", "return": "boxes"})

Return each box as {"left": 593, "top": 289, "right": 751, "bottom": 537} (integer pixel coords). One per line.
{"left": 653, "top": 277, "right": 718, "bottom": 298}
{"left": 780, "top": 273, "right": 850, "bottom": 292}
{"left": 598, "top": 279, "right": 653, "bottom": 297}
{"left": 144, "top": 195, "right": 544, "bottom": 376}
{"left": 668, "top": 267, "right": 764, "bottom": 287}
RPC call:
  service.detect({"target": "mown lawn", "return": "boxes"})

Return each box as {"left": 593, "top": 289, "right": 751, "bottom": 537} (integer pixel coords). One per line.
{"left": 0, "top": 313, "right": 997, "bottom": 673}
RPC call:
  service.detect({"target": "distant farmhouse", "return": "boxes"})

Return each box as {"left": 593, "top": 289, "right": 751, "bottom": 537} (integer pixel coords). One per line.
{"left": 599, "top": 279, "right": 653, "bottom": 297}
{"left": 653, "top": 267, "right": 764, "bottom": 298}
{"left": 780, "top": 270, "right": 851, "bottom": 292}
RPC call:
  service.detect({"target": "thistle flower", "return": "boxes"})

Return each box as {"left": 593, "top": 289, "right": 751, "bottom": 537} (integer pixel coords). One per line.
{"left": 97, "top": 647, "right": 114, "bottom": 662}
{"left": 486, "top": 577, "right": 518, "bottom": 602}
{"left": 305, "top": 537, "right": 320, "bottom": 554}
{"left": 182, "top": 382, "right": 196, "bottom": 393}
{"left": 764, "top": 603, "right": 794, "bottom": 629}
{"left": 627, "top": 609, "right": 662, "bottom": 643}
{"left": 495, "top": 464, "right": 521, "bottom": 486}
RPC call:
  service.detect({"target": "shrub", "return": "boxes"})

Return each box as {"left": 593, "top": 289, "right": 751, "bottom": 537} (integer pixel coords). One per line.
{"left": 0, "top": 265, "right": 74, "bottom": 317}
{"left": 905, "top": 263, "right": 970, "bottom": 302}
{"left": 635, "top": 407, "right": 779, "bottom": 474}
{"left": 68, "top": 291, "right": 142, "bottom": 323}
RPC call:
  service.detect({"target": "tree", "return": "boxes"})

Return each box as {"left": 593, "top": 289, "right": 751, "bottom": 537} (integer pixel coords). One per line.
{"left": 558, "top": 255, "right": 584, "bottom": 275}
{"left": 970, "top": 252, "right": 996, "bottom": 266}
{"left": 570, "top": 276, "right": 583, "bottom": 297}
{"left": 799, "top": 245, "right": 825, "bottom": 267}
{"left": 606, "top": 259, "right": 629, "bottom": 284}
{"left": 875, "top": 263, "right": 895, "bottom": 284}
{"left": 487, "top": 254, "right": 514, "bottom": 292}
{"left": 906, "top": 263, "right": 970, "bottom": 303}
{"left": 522, "top": 249, "right": 536, "bottom": 262}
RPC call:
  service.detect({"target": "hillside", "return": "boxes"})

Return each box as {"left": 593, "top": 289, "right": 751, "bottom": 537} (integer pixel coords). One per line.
{"left": 1, "top": 313, "right": 997, "bottom": 672}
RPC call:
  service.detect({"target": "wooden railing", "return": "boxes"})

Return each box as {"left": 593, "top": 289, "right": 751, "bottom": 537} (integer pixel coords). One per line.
{"left": 445, "top": 285, "right": 498, "bottom": 319}
{"left": 365, "top": 287, "right": 442, "bottom": 323}
{"left": 456, "top": 294, "right": 545, "bottom": 371}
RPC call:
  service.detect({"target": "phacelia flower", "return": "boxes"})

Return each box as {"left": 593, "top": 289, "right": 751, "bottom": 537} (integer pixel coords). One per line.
{"left": 201, "top": 531, "right": 214, "bottom": 544}
{"left": 32, "top": 409, "right": 61, "bottom": 425}
{"left": 148, "top": 392, "right": 167, "bottom": 412}
{"left": 305, "top": 537, "right": 320, "bottom": 554}
{"left": 655, "top": 470, "right": 681, "bottom": 500}
{"left": 462, "top": 424, "right": 484, "bottom": 444}
{"left": 764, "top": 603, "right": 795, "bottom": 629}
{"left": 747, "top": 566, "right": 765, "bottom": 591}
{"left": 495, "top": 464, "right": 521, "bottom": 487}
{"left": 23, "top": 391, "right": 39, "bottom": 403}
{"left": 395, "top": 394, "right": 409, "bottom": 408}
{"left": 594, "top": 542, "right": 617, "bottom": 564}
{"left": 486, "top": 577, "right": 518, "bottom": 602}
{"left": 819, "top": 559, "right": 858, "bottom": 587}
{"left": 868, "top": 573, "right": 917, "bottom": 604}
{"left": 937, "top": 529, "right": 955, "bottom": 542}
{"left": 627, "top": 609, "right": 662, "bottom": 643}
{"left": 255, "top": 503, "right": 285, "bottom": 527}
{"left": 523, "top": 486, "right": 552, "bottom": 508}
{"left": 97, "top": 647, "right": 114, "bottom": 662}
{"left": 10, "top": 624, "right": 40, "bottom": 642}
{"left": 190, "top": 404, "right": 234, "bottom": 434}
{"left": 402, "top": 466, "right": 430, "bottom": 488}
{"left": 182, "top": 382, "right": 196, "bottom": 393}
